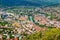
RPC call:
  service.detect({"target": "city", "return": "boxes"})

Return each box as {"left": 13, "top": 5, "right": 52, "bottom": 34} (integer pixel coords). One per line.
{"left": 0, "top": 0, "right": 60, "bottom": 40}
{"left": 0, "top": 6, "right": 60, "bottom": 40}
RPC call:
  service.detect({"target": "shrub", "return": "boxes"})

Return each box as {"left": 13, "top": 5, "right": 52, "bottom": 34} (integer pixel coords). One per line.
{"left": 24, "top": 28, "right": 60, "bottom": 40}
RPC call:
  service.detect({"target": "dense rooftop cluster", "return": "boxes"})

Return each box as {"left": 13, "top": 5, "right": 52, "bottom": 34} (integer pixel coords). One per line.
{"left": 0, "top": 6, "right": 60, "bottom": 40}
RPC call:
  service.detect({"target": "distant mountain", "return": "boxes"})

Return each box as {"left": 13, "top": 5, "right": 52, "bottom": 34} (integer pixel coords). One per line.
{"left": 0, "top": 0, "right": 60, "bottom": 7}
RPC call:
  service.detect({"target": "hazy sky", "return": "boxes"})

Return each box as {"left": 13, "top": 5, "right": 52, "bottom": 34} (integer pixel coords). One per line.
{"left": 0, "top": 0, "right": 60, "bottom": 7}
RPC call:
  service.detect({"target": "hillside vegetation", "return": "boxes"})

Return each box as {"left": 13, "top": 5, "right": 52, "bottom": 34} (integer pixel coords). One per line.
{"left": 23, "top": 28, "right": 60, "bottom": 40}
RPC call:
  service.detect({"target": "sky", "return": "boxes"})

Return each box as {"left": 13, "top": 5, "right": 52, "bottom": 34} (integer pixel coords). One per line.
{"left": 0, "top": 0, "right": 60, "bottom": 7}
